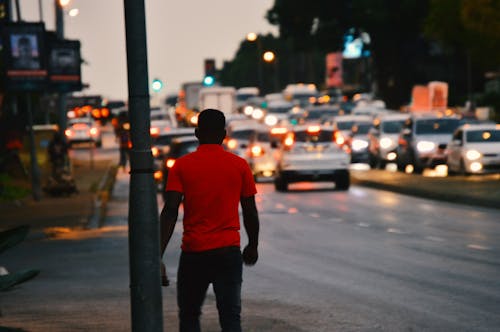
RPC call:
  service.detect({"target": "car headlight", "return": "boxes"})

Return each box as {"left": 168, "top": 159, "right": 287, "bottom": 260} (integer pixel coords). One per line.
{"left": 379, "top": 137, "right": 394, "bottom": 149}
{"left": 416, "top": 141, "right": 435, "bottom": 153}
{"left": 252, "top": 108, "right": 264, "bottom": 120}
{"left": 264, "top": 115, "right": 278, "bottom": 126}
{"left": 465, "top": 149, "right": 481, "bottom": 160}
{"left": 352, "top": 139, "right": 369, "bottom": 151}
{"left": 243, "top": 105, "right": 254, "bottom": 116}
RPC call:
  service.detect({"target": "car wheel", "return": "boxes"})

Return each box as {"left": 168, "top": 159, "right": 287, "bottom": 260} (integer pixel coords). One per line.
{"left": 335, "top": 171, "right": 350, "bottom": 191}
{"left": 274, "top": 176, "right": 288, "bottom": 192}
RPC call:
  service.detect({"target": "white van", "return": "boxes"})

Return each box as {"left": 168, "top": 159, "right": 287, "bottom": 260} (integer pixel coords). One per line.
{"left": 199, "top": 86, "right": 237, "bottom": 115}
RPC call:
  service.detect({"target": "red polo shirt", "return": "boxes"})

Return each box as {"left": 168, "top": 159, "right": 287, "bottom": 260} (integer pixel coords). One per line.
{"left": 166, "top": 144, "right": 257, "bottom": 252}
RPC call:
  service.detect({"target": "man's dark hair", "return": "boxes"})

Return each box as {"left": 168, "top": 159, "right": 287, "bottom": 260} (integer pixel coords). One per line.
{"left": 196, "top": 109, "right": 226, "bottom": 144}
{"left": 197, "top": 109, "right": 225, "bottom": 131}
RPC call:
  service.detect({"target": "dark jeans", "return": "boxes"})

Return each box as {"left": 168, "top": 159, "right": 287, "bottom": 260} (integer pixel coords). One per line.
{"left": 118, "top": 147, "right": 129, "bottom": 167}
{"left": 177, "top": 246, "right": 242, "bottom": 332}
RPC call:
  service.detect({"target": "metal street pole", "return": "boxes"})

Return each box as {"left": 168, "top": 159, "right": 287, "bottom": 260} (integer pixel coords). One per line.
{"left": 54, "top": 1, "right": 67, "bottom": 135}
{"left": 25, "top": 94, "right": 42, "bottom": 201}
{"left": 123, "top": 1, "right": 163, "bottom": 331}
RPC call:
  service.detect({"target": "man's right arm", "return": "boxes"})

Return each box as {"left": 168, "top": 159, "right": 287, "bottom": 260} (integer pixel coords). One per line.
{"left": 240, "top": 195, "right": 259, "bottom": 265}
{"left": 160, "top": 190, "right": 183, "bottom": 255}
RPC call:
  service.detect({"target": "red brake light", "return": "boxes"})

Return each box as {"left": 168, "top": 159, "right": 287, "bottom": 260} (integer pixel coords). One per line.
{"left": 166, "top": 158, "right": 176, "bottom": 168}
{"left": 307, "top": 125, "right": 321, "bottom": 134}
{"left": 150, "top": 127, "right": 160, "bottom": 136}
{"left": 284, "top": 133, "right": 294, "bottom": 148}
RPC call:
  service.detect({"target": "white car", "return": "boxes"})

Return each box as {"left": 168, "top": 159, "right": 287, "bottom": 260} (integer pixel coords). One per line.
{"left": 447, "top": 123, "right": 500, "bottom": 175}
{"left": 244, "top": 125, "right": 279, "bottom": 181}
{"left": 274, "top": 125, "right": 351, "bottom": 191}
{"left": 368, "top": 113, "right": 410, "bottom": 168}
{"left": 65, "top": 117, "right": 102, "bottom": 147}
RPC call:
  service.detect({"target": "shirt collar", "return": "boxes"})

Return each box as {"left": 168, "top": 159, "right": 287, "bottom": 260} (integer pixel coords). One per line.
{"left": 197, "top": 144, "right": 224, "bottom": 152}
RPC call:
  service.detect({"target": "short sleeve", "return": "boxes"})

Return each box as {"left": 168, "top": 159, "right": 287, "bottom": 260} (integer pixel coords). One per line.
{"left": 241, "top": 163, "right": 257, "bottom": 198}
{"left": 165, "top": 161, "right": 184, "bottom": 193}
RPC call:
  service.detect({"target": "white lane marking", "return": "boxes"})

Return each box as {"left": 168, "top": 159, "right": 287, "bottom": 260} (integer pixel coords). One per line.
{"left": 309, "top": 213, "right": 320, "bottom": 218}
{"left": 357, "top": 222, "right": 370, "bottom": 228}
{"left": 425, "top": 236, "right": 445, "bottom": 242}
{"left": 467, "top": 244, "right": 491, "bottom": 251}
{"left": 387, "top": 228, "right": 405, "bottom": 234}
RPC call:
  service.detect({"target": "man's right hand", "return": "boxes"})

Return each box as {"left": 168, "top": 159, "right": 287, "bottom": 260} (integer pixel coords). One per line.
{"left": 161, "top": 262, "right": 170, "bottom": 287}
{"left": 242, "top": 245, "right": 258, "bottom": 265}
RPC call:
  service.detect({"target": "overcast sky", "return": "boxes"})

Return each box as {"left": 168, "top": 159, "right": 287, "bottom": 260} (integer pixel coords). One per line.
{"left": 22, "top": 0, "right": 278, "bottom": 101}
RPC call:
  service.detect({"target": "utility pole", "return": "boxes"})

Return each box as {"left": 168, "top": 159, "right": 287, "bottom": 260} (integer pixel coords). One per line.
{"left": 55, "top": 0, "right": 67, "bottom": 134}
{"left": 123, "top": 0, "right": 163, "bottom": 331}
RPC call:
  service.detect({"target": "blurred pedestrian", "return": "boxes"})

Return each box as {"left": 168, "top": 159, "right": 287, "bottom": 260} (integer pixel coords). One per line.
{"left": 160, "top": 108, "right": 260, "bottom": 332}
{"left": 116, "top": 123, "right": 130, "bottom": 172}
{"left": 48, "top": 131, "right": 68, "bottom": 177}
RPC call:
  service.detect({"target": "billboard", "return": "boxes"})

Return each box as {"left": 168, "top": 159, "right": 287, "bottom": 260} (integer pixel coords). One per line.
{"left": 1, "top": 22, "right": 48, "bottom": 92}
{"left": 325, "top": 52, "right": 343, "bottom": 88}
{"left": 47, "top": 36, "right": 82, "bottom": 92}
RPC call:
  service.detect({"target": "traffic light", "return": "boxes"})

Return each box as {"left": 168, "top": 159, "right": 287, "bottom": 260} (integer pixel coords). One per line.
{"left": 204, "top": 58, "right": 216, "bottom": 77}
{"left": 203, "top": 59, "right": 216, "bottom": 86}
{"left": 152, "top": 78, "right": 163, "bottom": 92}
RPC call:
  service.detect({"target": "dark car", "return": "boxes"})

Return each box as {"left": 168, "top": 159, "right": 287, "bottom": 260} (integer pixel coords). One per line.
{"left": 159, "top": 136, "right": 199, "bottom": 200}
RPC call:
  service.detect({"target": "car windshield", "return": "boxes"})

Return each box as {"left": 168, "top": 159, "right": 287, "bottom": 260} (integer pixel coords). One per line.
{"left": 382, "top": 120, "right": 405, "bottom": 133}
{"left": 336, "top": 121, "right": 354, "bottom": 131}
{"left": 256, "top": 132, "right": 271, "bottom": 142}
{"left": 466, "top": 129, "right": 500, "bottom": 143}
{"left": 352, "top": 123, "right": 372, "bottom": 135}
{"left": 171, "top": 141, "right": 198, "bottom": 157}
{"left": 153, "top": 132, "right": 194, "bottom": 146}
{"left": 305, "top": 109, "right": 339, "bottom": 120}
{"left": 415, "top": 118, "right": 460, "bottom": 135}
{"left": 236, "top": 94, "right": 255, "bottom": 102}
{"left": 268, "top": 106, "right": 291, "bottom": 114}
{"left": 230, "top": 129, "right": 256, "bottom": 140}
{"left": 294, "top": 129, "right": 333, "bottom": 143}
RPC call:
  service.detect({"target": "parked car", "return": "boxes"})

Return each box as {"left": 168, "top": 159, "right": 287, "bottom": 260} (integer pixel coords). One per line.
{"left": 65, "top": 117, "right": 102, "bottom": 147}
{"left": 447, "top": 123, "right": 500, "bottom": 175}
{"left": 367, "top": 113, "right": 410, "bottom": 169}
{"left": 274, "top": 124, "right": 351, "bottom": 191}
{"left": 395, "top": 113, "right": 461, "bottom": 173}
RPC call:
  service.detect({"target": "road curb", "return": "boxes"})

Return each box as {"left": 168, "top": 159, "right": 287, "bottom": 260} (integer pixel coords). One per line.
{"left": 87, "top": 165, "right": 118, "bottom": 229}
{"left": 350, "top": 176, "right": 500, "bottom": 210}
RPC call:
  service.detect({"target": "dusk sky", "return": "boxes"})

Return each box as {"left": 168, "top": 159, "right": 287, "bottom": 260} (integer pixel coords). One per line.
{"left": 22, "top": 0, "right": 278, "bottom": 101}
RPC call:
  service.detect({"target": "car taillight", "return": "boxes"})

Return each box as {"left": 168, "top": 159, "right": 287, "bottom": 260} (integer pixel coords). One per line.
{"left": 165, "top": 158, "right": 176, "bottom": 168}
{"left": 334, "top": 131, "right": 345, "bottom": 145}
{"left": 154, "top": 170, "right": 163, "bottom": 181}
{"left": 284, "top": 133, "right": 294, "bottom": 149}
{"left": 65, "top": 129, "right": 72, "bottom": 137}
{"left": 150, "top": 127, "right": 160, "bottom": 136}
{"left": 227, "top": 138, "right": 238, "bottom": 150}
{"left": 250, "top": 145, "right": 264, "bottom": 157}
{"left": 151, "top": 147, "right": 159, "bottom": 157}
{"left": 271, "top": 127, "right": 287, "bottom": 135}
{"left": 307, "top": 125, "right": 321, "bottom": 134}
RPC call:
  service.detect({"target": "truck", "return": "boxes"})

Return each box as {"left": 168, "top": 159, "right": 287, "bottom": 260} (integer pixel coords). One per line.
{"left": 198, "top": 86, "right": 237, "bottom": 115}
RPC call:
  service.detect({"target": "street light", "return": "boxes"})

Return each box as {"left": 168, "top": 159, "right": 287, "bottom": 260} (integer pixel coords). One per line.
{"left": 263, "top": 51, "right": 279, "bottom": 92}
{"left": 246, "top": 32, "right": 263, "bottom": 92}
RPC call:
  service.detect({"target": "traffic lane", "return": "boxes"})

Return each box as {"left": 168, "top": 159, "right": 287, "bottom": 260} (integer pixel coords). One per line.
{"left": 248, "top": 182, "right": 500, "bottom": 331}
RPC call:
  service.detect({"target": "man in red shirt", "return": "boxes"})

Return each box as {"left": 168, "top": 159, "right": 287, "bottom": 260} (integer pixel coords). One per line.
{"left": 160, "top": 108, "right": 260, "bottom": 332}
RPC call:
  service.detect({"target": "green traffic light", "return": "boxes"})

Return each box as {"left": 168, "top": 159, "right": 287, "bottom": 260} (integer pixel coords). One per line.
{"left": 152, "top": 79, "right": 163, "bottom": 92}
{"left": 203, "top": 75, "right": 215, "bottom": 86}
